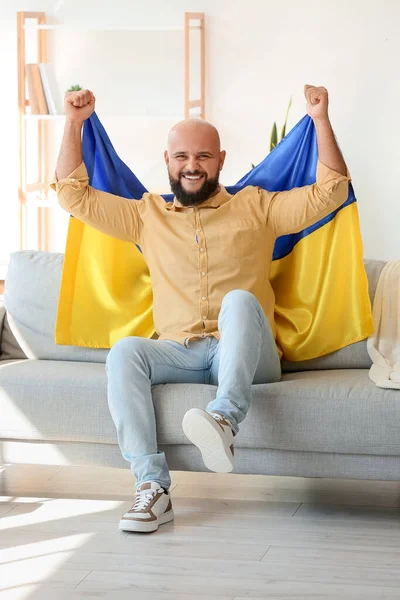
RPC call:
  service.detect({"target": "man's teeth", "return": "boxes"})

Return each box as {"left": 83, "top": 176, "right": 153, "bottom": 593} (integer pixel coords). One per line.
{"left": 183, "top": 175, "right": 203, "bottom": 180}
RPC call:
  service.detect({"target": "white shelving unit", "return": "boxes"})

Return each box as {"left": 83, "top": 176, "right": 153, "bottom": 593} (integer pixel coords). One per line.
{"left": 24, "top": 115, "right": 184, "bottom": 121}
{"left": 17, "top": 11, "right": 205, "bottom": 251}
{"left": 23, "top": 24, "right": 187, "bottom": 31}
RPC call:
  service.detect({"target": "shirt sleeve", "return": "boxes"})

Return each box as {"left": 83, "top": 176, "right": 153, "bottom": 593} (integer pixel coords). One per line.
{"left": 257, "top": 160, "right": 351, "bottom": 238}
{"left": 50, "top": 162, "right": 145, "bottom": 244}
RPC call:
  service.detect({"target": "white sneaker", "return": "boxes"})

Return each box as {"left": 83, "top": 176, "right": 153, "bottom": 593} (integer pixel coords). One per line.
{"left": 119, "top": 482, "right": 174, "bottom": 533}
{"left": 182, "top": 408, "right": 235, "bottom": 473}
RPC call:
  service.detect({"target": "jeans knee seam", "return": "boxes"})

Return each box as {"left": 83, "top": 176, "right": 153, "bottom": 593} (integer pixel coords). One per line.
{"left": 152, "top": 362, "right": 205, "bottom": 372}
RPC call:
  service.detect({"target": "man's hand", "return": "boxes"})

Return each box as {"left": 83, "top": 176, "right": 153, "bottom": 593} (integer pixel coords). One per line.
{"left": 304, "top": 85, "right": 329, "bottom": 122}
{"left": 65, "top": 89, "right": 95, "bottom": 124}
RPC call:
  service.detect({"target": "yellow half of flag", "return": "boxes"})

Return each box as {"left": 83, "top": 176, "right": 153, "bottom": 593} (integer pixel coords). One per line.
{"left": 270, "top": 201, "right": 374, "bottom": 361}
{"left": 55, "top": 217, "right": 155, "bottom": 348}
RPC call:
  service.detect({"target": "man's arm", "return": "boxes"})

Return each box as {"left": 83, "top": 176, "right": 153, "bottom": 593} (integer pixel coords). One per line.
{"left": 259, "top": 85, "right": 350, "bottom": 238}
{"left": 305, "top": 84, "right": 347, "bottom": 175}
{"left": 56, "top": 121, "right": 84, "bottom": 180}
{"left": 51, "top": 89, "right": 144, "bottom": 244}
{"left": 55, "top": 89, "right": 94, "bottom": 179}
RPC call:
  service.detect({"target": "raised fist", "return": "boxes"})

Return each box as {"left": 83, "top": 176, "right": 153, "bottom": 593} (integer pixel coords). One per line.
{"left": 304, "top": 85, "right": 329, "bottom": 121}
{"left": 64, "top": 89, "right": 95, "bottom": 124}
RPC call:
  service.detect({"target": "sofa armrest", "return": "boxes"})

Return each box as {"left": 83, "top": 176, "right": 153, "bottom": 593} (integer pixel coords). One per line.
{"left": 0, "top": 298, "right": 5, "bottom": 354}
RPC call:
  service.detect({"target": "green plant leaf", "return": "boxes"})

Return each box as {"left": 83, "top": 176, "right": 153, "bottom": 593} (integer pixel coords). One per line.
{"left": 270, "top": 121, "right": 278, "bottom": 152}
{"left": 67, "top": 85, "right": 82, "bottom": 92}
{"left": 280, "top": 95, "right": 292, "bottom": 140}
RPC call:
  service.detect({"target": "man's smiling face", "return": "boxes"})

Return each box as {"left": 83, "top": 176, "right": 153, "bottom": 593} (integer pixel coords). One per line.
{"left": 164, "top": 119, "right": 226, "bottom": 207}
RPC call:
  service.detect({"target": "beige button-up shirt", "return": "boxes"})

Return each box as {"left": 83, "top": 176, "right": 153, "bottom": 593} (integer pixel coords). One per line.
{"left": 51, "top": 161, "right": 350, "bottom": 359}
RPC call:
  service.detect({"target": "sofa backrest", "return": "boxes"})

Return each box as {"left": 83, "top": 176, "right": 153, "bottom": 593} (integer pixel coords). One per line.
{"left": 0, "top": 250, "right": 384, "bottom": 369}
{"left": 1, "top": 251, "right": 109, "bottom": 363}
{"left": 0, "top": 300, "right": 6, "bottom": 354}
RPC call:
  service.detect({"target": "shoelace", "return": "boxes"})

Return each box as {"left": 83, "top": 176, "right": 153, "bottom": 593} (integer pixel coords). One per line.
{"left": 212, "top": 413, "right": 223, "bottom": 421}
{"left": 212, "top": 412, "right": 234, "bottom": 436}
{"left": 212, "top": 413, "right": 230, "bottom": 427}
{"left": 132, "top": 489, "right": 157, "bottom": 511}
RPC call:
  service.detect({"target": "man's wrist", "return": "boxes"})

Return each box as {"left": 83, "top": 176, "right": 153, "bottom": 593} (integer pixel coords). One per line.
{"left": 312, "top": 115, "right": 331, "bottom": 129}
{"left": 65, "top": 119, "right": 84, "bottom": 131}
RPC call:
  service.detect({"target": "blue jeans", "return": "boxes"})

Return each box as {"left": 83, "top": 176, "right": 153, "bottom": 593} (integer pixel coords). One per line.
{"left": 105, "top": 289, "right": 281, "bottom": 490}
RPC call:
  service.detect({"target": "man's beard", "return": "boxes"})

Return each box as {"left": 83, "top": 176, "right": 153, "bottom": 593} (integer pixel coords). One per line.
{"left": 168, "top": 170, "right": 220, "bottom": 206}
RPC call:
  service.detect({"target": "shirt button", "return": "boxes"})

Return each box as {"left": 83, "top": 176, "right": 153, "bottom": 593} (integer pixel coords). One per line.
{"left": 196, "top": 228, "right": 201, "bottom": 232}
{"left": 201, "top": 333, "right": 206, "bottom": 338}
{"left": 202, "top": 316, "right": 207, "bottom": 320}
{"left": 200, "top": 248, "right": 205, "bottom": 253}
{"left": 202, "top": 296, "right": 207, "bottom": 301}
{"left": 68, "top": 178, "right": 80, "bottom": 190}
{"left": 201, "top": 272, "right": 206, "bottom": 276}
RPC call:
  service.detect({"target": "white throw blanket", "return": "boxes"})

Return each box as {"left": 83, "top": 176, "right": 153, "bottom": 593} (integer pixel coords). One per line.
{"left": 367, "top": 259, "right": 400, "bottom": 389}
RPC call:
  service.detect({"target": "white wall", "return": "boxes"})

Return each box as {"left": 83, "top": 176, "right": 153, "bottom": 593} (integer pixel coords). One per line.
{"left": 1, "top": 0, "right": 399, "bottom": 264}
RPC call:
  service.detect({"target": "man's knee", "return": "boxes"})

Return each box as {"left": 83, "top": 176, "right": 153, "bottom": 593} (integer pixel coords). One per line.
{"left": 221, "top": 289, "right": 258, "bottom": 309}
{"left": 106, "top": 336, "right": 146, "bottom": 366}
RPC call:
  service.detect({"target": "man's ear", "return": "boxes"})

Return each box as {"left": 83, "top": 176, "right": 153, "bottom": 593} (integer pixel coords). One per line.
{"left": 219, "top": 150, "right": 226, "bottom": 171}
{"left": 164, "top": 150, "right": 169, "bottom": 166}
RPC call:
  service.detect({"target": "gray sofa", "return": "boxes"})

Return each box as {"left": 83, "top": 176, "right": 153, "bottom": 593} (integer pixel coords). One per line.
{"left": 1, "top": 251, "right": 399, "bottom": 481}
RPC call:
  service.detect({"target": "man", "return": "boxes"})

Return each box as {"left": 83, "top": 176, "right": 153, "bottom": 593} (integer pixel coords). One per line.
{"left": 52, "top": 85, "right": 349, "bottom": 533}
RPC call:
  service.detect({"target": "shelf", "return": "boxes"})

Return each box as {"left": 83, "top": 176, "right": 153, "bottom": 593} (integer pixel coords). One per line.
{"left": 24, "top": 114, "right": 185, "bottom": 121}
{"left": 23, "top": 24, "right": 189, "bottom": 32}
{"left": 24, "top": 114, "right": 64, "bottom": 119}
{"left": 25, "top": 195, "right": 58, "bottom": 208}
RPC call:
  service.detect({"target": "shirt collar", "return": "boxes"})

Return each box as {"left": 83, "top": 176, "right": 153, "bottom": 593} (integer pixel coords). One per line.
{"left": 164, "top": 185, "right": 232, "bottom": 210}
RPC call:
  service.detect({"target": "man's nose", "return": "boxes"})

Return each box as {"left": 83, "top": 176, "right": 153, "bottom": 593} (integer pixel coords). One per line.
{"left": 186, "top": 157, "right": 200, "bottom": 172}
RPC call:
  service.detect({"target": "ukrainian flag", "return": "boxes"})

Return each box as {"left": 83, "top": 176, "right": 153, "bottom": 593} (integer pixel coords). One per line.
{"left": 55, "top": 113, "right": 374, "bottom": 361}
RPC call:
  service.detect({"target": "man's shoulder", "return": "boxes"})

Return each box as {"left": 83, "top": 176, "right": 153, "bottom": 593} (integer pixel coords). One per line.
{"left": 230, "top": 185, "right": 264, "bottom": 199}
{"left": 140, "top": 191, "right": 167, "bottom": 202}
{"left": 140, "top": 191, "right": 172, "bottom": 210}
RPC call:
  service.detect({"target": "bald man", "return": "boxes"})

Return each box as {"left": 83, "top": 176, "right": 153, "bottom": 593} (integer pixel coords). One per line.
{"left": 53, "top": 86, "right": 350, "bottom": 532}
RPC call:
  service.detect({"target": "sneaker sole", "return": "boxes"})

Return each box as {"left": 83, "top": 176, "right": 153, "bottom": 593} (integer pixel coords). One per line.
{"left": 182, "top": 408, "right": 234, "bottom": 473}
{"left": 119, "top": 509, "right": 174, "bottom": 533}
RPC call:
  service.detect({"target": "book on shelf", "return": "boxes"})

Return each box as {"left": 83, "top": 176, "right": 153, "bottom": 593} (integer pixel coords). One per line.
{"left": 26, "top": 64, "right": 48, "bottom": 114}
{"left": 38, "top": 63, "right": 64, "bottom": 115}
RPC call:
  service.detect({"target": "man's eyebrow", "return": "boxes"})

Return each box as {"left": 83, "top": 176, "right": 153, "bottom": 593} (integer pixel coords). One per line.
{"left": 172, "top": 151, "right": 214, "bottom": 156}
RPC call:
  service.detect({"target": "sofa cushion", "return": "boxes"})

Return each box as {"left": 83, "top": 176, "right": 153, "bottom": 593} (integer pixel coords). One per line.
{"left": 280, "top": 339, "right": 371, "bottom": 372}
{"left": 3, "top": 250, "right": 109, "bottom": 362}
{"left": 1, "top": 359, "right": 399, "bottom": 456}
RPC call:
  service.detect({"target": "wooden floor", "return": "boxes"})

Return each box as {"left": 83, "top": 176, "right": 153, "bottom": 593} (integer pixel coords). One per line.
{"left": 1, "top": 465, "right": 400, "bottom": 600}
